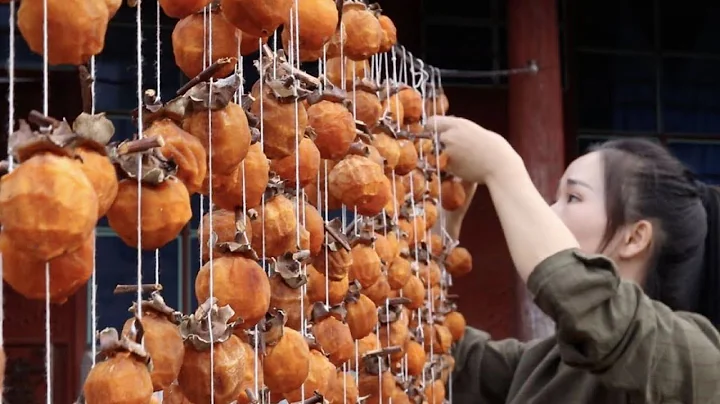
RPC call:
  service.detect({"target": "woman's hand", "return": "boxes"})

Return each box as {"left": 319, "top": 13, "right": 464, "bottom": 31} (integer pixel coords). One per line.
{"left": 426, "top": 115, "right": 522, "bottom": 184}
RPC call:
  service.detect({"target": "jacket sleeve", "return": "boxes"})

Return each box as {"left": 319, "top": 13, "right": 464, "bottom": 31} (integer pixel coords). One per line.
{"left": 528, "top": 249, "right": 720, "bottom": 403}
{"left": 450, "top": 327, "right": 527, "bottom": 404}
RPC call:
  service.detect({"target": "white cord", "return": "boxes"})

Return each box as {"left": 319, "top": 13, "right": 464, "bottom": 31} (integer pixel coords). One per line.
{"left": 1, "top": 0, "right": 16, "bottom": 352}
{"left": 42, "top": 0, "right": 52, "bottom": 400}
{"left": 135, "top": 0, "right": 145, "bottom": 321}
{"left": 207, "top": 6, "right": 216, "bottom": 403}
{"left": 89, "top": 55, "right": 98, "bottom": 366}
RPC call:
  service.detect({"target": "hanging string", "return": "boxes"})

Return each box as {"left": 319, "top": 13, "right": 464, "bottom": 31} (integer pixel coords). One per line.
{"left": 206, "top": 5, "right": 216, "bottom": 402}
{"left": 154, "top": 0, "right": 161, "bottom": 287}
{"left": 41, "top": 0, "right": 52, "bottom": 400}
{"left": 1, "top": 0, "right": 16, "bottom": 353}
{"left": 135, "top": 0, "right": 144, "bottom": 327}
{"left": 89, "top": 48, "right": 99, "bottom": 370}
{"left": 255, "top": 36, "right": 265, "bottom": 403}
{"left": 198, "top": 7, "right": 208, "bottom": 274}
{"left": 285, "top": 7, "right": 308, "bottom": 402}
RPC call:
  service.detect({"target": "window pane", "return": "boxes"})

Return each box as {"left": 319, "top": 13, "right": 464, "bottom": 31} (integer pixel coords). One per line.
{"left": 577, "top": 136, "right": 610, "bottom": 154}
{"left": 95, "top": 25, "right": 182, "bottom": 112}
{"left": 111, "top": 2, "right": 177, "bottom": 27}
{"left": 425, "top": 25, "right": 494, "bottom": 72}
{"left": 188, "top": 235, "right": 203, "bottom": 313}
{"left": 666, "top": 141, "right": 720, "bottom": 184}
{"left": 659, "top": 0, "right": 720, "bottom": 54}
{"left": 93, "top": 234, "right": 181, "bottom": 337}
{"left": 424, "top": 0, "right": 492, "bottom": 19}
{"left": 662, "top": 57, "right": 720, "bottom": 134}
{"left": 574, "top": 0, "right": 655, "bottom": 50}
{"left": 576, "top": 52, "right": 657, "bottom": 131}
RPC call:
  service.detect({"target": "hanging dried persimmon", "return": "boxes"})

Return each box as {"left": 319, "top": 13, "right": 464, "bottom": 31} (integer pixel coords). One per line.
{"left": 283, "top": 341, "right": 336, "bottom": 402}
{"left": 445, "top": 246, "right": 472, "bottom": 277}
{"left": 0, "top": 231, "right": 93, "bottom": 303}
{"left": 172, "top": 10, "right": 240, "bottom": 79}
{"left": 279, "top": 0, "right": 338, "bottom": 61}
{"left": 250, "top": 50, "right": 316, "bottom": 159}
{"left": 443, "top": 310, "right": 467, "bottom": 342}
{"left": 306, "top": 264, "right": 349, "bottom": 306}
{"left": 0, "top": 117, "right": 99, "bottom": 261}
{"left": 178, "top": 299, "right": 248, "bottom": 404}
{"left": 329, "top": 155, "right": 391, "bottom": 216}
{"left": 268, "top": 252, "right": 311, "bottom": 330}
{"left": 313, "top": 218, "right": 353, "bottom": 281}
{"left": 397, "top": 85, "right": 423, "bottom": 125}
{"left": 344, "top": 280, "right": 378, "bottom": 340}
{"left": 352, "top": 79, "right": 383, "bottom": 129}
{"left": 271, "top": 135, "right": 321, "bottom": 188}
{"left": 307, "top": 92, "right": 356, "bottom": 160}
{"left": 425, "top": 88, "right": 450, "bottom": 116}
{"left": 376, "top": 13, "right": 397, "bottom": 53}
{"left": 107, "top": 146, "right": 192, "bottom": 250}
{"left": 325, "top": 371, "right": 359, "bottom": 404}
{"left": 121, "top": 292, "right": 185, "bottom": 392}
{"left": 441, "top": 175, "right": 467, "bottom": 211}
{"left": 83, "top": 324, "right": 153, "bottom": 404}
{"left": 338, "top": 0, "right": 382, "bottom": 61}
{"left": 249, "top": 178, "right": 300, "bottom": 258}
{"left": 348, "top": 230, "right": 383, "bottom": 289}
{"left": 206, "top": 141, "right": 270, "bottom": 211}
{"left": 326, "top": 56, "right": 368, "bottom": 89}
{"left": 182, "top": 71, "right": 251, "bottom": 175}
{"left": 199, "top": 208, "right": 253, "bottom": 263}
{"left": 71, "top": 112, "right": 119, "bottom": 218}
{"left": 160, "top": 0, "right": 212, "bottom": 19}
{"left": 221, "top": 0, "right": 292, "bottom": 37}
{"left": 139, "top": 91, "right": 208, "bottom": 195}
{"left": 195, "top": 247, "right": 271, "bottom": 329}
{"left": 18, "top": 0, "right": 119, "bottom": 66}
{"left": 309, "top": 302, "right": 355, "bottom": 366}
{"left": 260, "top": 310, "right": 311, "bottom": 394}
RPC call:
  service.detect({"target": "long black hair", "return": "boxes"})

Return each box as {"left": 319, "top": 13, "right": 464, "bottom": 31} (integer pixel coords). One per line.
{"left": 592, "top": 139, "right": 720, "bottom": 326}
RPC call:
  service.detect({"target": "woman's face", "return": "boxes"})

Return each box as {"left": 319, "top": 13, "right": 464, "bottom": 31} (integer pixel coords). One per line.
{"left": 551, "top": 151, "right": 609, "bottom": 255}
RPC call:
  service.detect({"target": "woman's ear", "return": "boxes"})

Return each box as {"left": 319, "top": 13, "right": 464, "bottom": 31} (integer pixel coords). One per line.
{"left": 617, "top": 219, "right": 654, "bottom": 260}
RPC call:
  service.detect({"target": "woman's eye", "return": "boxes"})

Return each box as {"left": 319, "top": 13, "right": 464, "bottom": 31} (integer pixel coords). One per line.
{"left": 567, "top": 194, "right": 580, "bottom": 203}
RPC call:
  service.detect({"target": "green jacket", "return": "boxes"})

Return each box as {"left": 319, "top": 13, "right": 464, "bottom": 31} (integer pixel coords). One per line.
{"left": 451, "top": 249, "right": 720, "bottom": 403}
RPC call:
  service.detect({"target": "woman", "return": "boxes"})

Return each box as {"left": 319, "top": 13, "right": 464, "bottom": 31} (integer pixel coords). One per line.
{"left": 429, "top": 115, "right": 720, "bottom": 403}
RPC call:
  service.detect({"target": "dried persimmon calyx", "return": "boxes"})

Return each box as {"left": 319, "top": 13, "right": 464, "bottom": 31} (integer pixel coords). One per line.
{"left": 127, "top": 290, "right": 184, "bottom": 324}
{"left": 178, "top": 297, "right": 241, "bottom": 351}
{"left": 348, "top": 226, "right": 377, "bottom": 247}
{"left": 378, "top": 297, "right": 411, "bottom": 324}
{"left": 95, "top": 321, "right": 152, "bottom": 371}
{"left": 108, "top": 136, "right": 177, "bottom": 184}
{"left": 324, "top": 217, "right": 352, "bottom": 252}
{"left": 215, "top": 206, "right": 259, "bottom": 259}
{"left": 310, "top": 301, "right": 347, "bottom": 324}
{"left": 409, "top": 241, "right": 432, "bottom": 265}
{"left": 344, "top": 279, "right": 363, "bottom": 303}
{"left": 257, "top": 308, "right": 288, "bottom": 353}
{"left": 306, "top": 82, "right": 347, "bottom": 106}
{"left": 185, "top": 70, "right": 243, "bottom": 112}
{"left": 360, "top": 346, "right": 400, "bottom": 375}
{"left": 270, "top": 250, "right": 312, "bottom": 289}
{"left": 257, "top": 45, "right": 321, "bottom": 103}
{"left": 10, "top": 111, "right": 114, "bottom": 162}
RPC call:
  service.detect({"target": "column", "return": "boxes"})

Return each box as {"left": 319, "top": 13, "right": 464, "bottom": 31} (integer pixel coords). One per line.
{"left": 507, "top": 0, "right": 566, "bottom": 340}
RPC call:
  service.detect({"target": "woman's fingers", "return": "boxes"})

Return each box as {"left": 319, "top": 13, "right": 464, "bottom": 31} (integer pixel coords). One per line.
{"left": 425, "top": 115, "right": 462, "bottom": 133}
